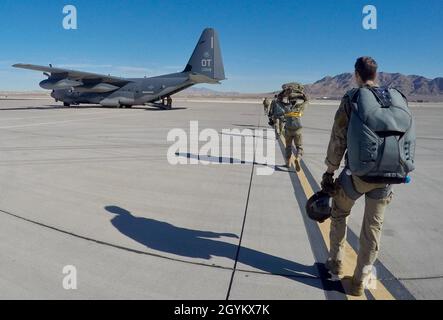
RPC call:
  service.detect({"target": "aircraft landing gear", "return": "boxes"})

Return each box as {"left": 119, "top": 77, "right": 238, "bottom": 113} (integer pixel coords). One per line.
{"left": 153, "top": 97, "right": 173, "bottom": 110}
{"left": 160, "top": 96, "right": 172, "bottom": 110}
{"left": 161, "top": 96, "right": 172, "bottom": 110}
{"left": 63, "top": 102, "right": 70, "bottom": 107}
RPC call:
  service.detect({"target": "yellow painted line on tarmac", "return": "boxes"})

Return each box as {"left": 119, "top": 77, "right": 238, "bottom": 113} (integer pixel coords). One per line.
{"left": 279, "top": 134, "right": 395, "bottom": 300}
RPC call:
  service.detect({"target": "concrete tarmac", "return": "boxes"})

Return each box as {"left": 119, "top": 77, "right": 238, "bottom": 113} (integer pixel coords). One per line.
{"left": 0, "top": 98, "right": 441, "bottom": 299}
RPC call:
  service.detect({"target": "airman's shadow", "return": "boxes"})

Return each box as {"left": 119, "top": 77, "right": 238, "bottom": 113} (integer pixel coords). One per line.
{"left": 174, "top": 152, "right": 290, "bottom": 172}
{"left": 105, "top": 205, "right": 341, "bottom": 292}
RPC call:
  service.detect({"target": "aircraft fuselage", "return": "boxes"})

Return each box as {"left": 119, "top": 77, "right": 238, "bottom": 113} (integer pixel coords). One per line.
{"left": 51, "top": 72, "right": 193, "bottom": 107}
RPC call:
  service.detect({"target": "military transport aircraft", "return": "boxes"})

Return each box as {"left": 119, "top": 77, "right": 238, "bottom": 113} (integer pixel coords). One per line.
{"left": 13, "top": 28, "right": 225, "bottom": 109}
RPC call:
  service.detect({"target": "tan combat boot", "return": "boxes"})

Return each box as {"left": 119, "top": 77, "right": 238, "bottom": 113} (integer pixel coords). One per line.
{"left": 350, "top": 277, "right": 365, "bottom": 296}
{"left": 342, "top": 276, "right": 365, "bottom": 297}
{"left": 325, "top": 258, "right": 343, "bottom": 278}
{"left": 285, "top": 157, "right": 291, "bottom": 168}
{"left": 293, "top": 158, "right": 301, "bottom": 172}
{"left": 294, "top": 147, "right": 303, "bottom": 172}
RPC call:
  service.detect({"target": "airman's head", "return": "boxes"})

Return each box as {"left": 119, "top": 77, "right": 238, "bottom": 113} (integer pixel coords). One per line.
{"left": 354, "top": 56, "right": 378, "bottom": 86}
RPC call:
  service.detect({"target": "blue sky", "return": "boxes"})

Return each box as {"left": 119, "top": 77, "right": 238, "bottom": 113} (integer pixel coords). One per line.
{"left": 0, "top": 0, "right": 442, "bottom": 92}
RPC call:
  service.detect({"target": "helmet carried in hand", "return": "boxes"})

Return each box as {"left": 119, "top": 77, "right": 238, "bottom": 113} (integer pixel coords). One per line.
{"left": 305, "top": 191, "right": 332, "bottom": 223}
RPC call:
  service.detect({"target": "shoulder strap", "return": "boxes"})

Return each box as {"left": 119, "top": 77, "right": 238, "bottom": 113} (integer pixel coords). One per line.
{"left": 344, "top": 88, "right": 359, "bottom": 117}
{"left": 345, "top": 88, "right": 360, "bottom": 102}
{"left": 391, "top": 87, "right": 408, "bottom": 102}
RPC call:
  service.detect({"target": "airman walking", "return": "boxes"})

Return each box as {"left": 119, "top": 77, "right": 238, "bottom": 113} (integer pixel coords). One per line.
{"left": 282, "top": 83, "right": 308, "bottom": 170}
{"left": 321, "top": 57, "right": 416, "bottom": 296}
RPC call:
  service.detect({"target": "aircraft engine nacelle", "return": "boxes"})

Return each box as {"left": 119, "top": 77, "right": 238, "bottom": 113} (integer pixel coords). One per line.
{"left": 74, "top": 83, "right": 120, "bottom": 93}
{"left": 40, "top": 78, "right": 83, "bottom": 90}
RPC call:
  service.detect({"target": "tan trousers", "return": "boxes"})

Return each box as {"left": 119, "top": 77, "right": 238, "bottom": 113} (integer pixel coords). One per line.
{"left": 274, "top": 118, "right": 284, "bottom": 136}
{"left": 285, "top": 127, "right": 303, "bottom": 160}
{"left": 329, "top": 175, "right": 393, "bottom": 281}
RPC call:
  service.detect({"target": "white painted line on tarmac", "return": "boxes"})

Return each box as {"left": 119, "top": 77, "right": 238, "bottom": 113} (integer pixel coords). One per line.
{"left": 0, "top": 111, "right": 117, "bottom": 122}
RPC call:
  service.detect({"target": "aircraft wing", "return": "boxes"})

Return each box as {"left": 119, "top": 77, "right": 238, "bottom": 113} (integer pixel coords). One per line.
{"left": 12, "top": 64, "right": 131, "bottom": 85}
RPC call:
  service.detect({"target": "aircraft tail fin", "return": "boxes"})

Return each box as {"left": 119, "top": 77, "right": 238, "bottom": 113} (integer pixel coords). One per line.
{"left": 183, "top": 28, "right": 225, "bottom": 83}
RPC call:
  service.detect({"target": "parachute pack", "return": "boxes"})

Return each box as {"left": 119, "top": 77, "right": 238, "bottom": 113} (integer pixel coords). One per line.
{"left": 282, "top": 82, "right": 305, "bottom": 94}
{"left": 346, "top": 87, "right": 416, "bottom": 183}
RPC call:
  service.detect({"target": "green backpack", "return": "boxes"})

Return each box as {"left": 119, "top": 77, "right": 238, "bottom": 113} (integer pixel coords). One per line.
{"left": 346, "top": 87, "right": 416, "bottom": 183}
{"left": 282, "top": 82, "right": 305, "bottom": 94}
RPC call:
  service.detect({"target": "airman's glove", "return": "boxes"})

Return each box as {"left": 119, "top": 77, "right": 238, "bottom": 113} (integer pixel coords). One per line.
{"left": 321, "top": 172, "right": 336, "bottom": 195}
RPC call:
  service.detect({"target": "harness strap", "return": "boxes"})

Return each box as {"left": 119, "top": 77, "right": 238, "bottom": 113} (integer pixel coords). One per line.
{"left": 338, "top": 170, "right": 363, "bottom": 201}
{"left": 285, "top": 111, "right": 303, "bottom": 118}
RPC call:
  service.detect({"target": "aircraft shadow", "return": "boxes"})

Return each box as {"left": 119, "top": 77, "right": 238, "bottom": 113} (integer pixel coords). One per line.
{"left": 143, "top": 105, "right": 187, "bottom": 111}
{"left": 105, "top": 205, "right": 343, "bottom": 292}
{"left": 0, "top": 104, "right": 187, "bottom": 111}
{"left": 0, "top": 105, "right": 89, "bottom": 111}
{"left": 0, "top": 104, "right": 116, "bottom": 111}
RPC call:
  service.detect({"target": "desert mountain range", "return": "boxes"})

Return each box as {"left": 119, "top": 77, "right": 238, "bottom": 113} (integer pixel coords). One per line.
{"left": 304, "top": 72, "right": 443, "bottom": 101}
{"left": 181, "top": 72, "right": 443, "bottom": 102}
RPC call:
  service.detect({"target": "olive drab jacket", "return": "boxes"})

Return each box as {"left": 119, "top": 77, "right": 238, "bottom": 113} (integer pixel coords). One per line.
{"left": 325, "top": 84, "right": 375, "bottom": 173}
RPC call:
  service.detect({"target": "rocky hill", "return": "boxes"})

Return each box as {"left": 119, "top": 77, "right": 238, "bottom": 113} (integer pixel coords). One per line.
{"left": 304, "top": 72, "right": 443, "bottom": 101}
{"left": 180, "top": 72, "right": 443, "bottom": 102}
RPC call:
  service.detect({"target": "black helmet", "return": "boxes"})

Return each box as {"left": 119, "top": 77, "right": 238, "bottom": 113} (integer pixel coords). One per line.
{"left": 305, "top": 191, "right": 332, "bottom": 223}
